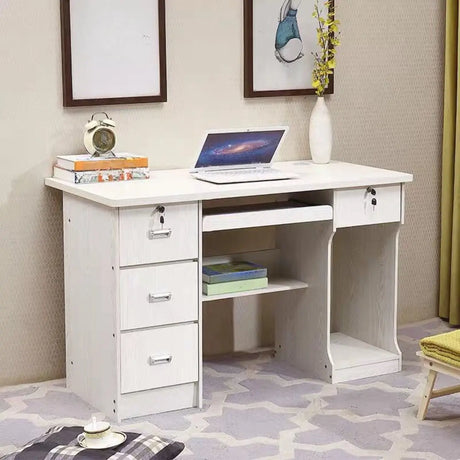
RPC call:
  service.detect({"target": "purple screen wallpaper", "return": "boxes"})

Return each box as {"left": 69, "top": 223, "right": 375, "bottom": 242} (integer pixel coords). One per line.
{"left": 195, "top": 130, "right": 285, "bottom": 168}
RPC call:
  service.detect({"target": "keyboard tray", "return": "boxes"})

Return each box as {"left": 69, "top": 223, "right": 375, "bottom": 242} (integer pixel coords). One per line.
{"left": 202, "top": 201, "right": 333, "bottom": 232}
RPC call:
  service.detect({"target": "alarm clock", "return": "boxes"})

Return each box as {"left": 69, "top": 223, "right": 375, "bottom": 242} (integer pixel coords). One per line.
{"left": 84, "top": 112, "right": 117, "bottom": 156}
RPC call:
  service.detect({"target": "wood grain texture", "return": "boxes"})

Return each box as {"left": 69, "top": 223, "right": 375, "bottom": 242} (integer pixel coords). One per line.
{"left": 63, "top": 194, "right": 119, "bottom": 419}
{"left": 431, "top": 384, "right": 460, "bottom": 399}
{"left": 330, "top": 332, "right": 399, "bottom": 383}
{"left": 197, "top": 202, "right": 203, "bottom": 408}
{"left": 118, "top": 383, "right": 197, "bottom": 419}
{"left": 119, "top": 202, "right": 199, "bottom": 266}
{"left": 45, "top": 161, "right": 413, "bottom": 208}
{"left": 330, "top": 333, "right": 399, "bottom": 369}
{"left": 275, "top": 221, "right": 335, "bottom": 381}
{"left": 418, "top": 352, "right": 460, "bottom": 379}
{"left": 334, "top": 184, "right": 401, "bottom": 229}
{"left": 332, "top": 358, "right": 400, "bottom": 384}
{"left": 203, "top": 248, "right": 280, "bottom": 353}
{"left": 120, "top": 261, "right": 198, "bottom": 330}
{"left": 202, "top": 241, "right": 278, "bottom": 355}
{"left": 202, "top": 204, "right": 332, "bottom": 232}
{"left": 417, "top": 369, "right": 437, "bottom": 420}
{"left": 332, "top": 223, "right": 402, "bottom": 357}
{"left": 203, "top": 278, "right": 308, "bottom": 302}
{"left": 58, "top": 169, "right": 409, "bottom": 418}
{"left": 120, "top": 323, "right": 198, "bottom": 394}
{"left": 2, "top": 0, "right": 441, "bottom": 389}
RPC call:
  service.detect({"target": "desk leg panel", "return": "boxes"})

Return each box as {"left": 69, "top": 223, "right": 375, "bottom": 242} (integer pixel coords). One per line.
{"left": 275, "top": 221, "right": 334, "bottom": 381}
{"left": 63, "top": 194, "right": 119, "bottom": 419}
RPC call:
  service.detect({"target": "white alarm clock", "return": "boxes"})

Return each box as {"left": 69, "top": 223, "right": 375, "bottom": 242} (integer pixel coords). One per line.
{"left": 84, "top": 112, "right": 117, "bottom": 156}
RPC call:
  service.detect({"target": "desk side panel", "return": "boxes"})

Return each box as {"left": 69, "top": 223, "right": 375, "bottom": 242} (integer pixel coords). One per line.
{"left": 63, "top": 194, "right": 119, "bottom": 419}
{"left": 197, "top": 201, "right": 203, "bottom": 408}
{"left": 275, "top": 221, "right": 334, "bottom": 381}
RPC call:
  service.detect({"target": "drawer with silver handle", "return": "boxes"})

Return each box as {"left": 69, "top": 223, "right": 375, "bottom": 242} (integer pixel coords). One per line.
{"left": 120, "top": 323, "right": 198, "bottom": 394}
{"left": 119, "top": 202, "right": 199, "bottom": 266}
{"left": 120, "top": 261, "right": 198, "bottom": 330}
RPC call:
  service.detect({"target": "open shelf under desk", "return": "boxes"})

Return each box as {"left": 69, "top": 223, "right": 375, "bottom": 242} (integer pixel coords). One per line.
{"left": 330, "top": 332, "right": 400, "bottom": 383}
{"left": 202, "top": 277, "right": 308, "bottom": 302}
{"left": 202, "top": 201, "right": 333, "bottom": 232}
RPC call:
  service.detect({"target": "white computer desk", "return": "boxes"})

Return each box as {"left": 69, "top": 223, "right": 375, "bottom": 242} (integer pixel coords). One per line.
{"left": 45, "top": 160, "right": 413, "bottom": 421}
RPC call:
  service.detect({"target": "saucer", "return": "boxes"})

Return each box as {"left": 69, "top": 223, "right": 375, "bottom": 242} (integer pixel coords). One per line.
{"left": 78, "top": 431, "right": 127, "bottom": 449}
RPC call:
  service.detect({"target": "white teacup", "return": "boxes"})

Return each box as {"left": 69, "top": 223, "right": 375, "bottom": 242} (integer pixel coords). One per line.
{"left": 78, "top": 419, "right": 112, "bottom": 449}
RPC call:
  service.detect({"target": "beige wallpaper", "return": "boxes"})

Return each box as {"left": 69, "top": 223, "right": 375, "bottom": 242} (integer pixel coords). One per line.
{"left": 0, "top": 0, "right": 445, "bottom": 385}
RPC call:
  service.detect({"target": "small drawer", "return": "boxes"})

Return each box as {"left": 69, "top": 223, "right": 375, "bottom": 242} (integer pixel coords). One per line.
{"left": 121, "top": 323, "right": 198, "bottom": 394}
{"left": 119, "top": 202, "right": 198, "bottom": 266}
{"left": 334, "top": 185, "right": 401, "bottom": 228}
{"left": 120, "top": 261, "right": 198, "bottom": 330}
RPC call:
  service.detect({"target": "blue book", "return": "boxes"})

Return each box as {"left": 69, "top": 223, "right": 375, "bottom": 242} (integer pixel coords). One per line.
{"left": 202, "top": 261, "right": 267, "bottom": 284}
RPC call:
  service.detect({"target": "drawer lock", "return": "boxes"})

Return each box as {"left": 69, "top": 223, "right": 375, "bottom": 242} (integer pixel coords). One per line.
{"left": 149, "top": 355, "right": 173, "bottom": 366}
{"left": 148, "top": 292, "right": 172, "bottom": 303}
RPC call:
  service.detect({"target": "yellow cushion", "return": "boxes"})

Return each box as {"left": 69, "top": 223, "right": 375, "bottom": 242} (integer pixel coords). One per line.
{"left": 420, "top": 329, "right": 460, "bottom": 368}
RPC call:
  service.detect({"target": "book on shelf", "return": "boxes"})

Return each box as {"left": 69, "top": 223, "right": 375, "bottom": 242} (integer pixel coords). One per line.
{"left": 56, "top": 153, "right": 148, "bottom": 171}
{"left": 203, "top": 277, "right": 268, "bottom": 296}
{"left": 53, "top": 166, "right": 150, "bottom": 184}
{"left": 202, "top": 261, "right": 267, "bottom": 284}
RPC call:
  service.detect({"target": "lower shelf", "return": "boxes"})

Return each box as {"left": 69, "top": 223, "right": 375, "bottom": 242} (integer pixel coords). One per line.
{"left": 202, "top": 277, "right": 308, "bottom": 302}
{"left": 330, "top": 332, "right": 400, "bottom": 383}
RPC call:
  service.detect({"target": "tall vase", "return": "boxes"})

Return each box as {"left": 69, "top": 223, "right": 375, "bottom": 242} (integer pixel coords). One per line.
{"left": 309, "top": 96, "right": 332, "bottom": 164}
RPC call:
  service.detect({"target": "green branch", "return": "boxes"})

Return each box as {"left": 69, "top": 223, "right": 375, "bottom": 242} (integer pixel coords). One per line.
{"left": 311, "top": 0, "right": 341, "bottom": 96}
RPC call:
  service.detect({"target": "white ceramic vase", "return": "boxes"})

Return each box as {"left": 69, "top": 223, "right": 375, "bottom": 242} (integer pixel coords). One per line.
{"left": 309, "top": 96, "right": 332, "bottom": 164}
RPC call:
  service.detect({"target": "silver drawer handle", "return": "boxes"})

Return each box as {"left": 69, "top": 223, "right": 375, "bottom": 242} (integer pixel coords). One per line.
{"left": 149, "top": 292, "right": 172, "bottom": 303}
{"left": 148, "top": 228, "right": 172, "bottom": 239}
{"left": 149, "top": 355, "right": 173, "bottom": 366}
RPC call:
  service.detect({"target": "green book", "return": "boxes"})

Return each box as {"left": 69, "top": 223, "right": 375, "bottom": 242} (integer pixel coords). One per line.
{"left": 203, "top": 261, "right": 267, "bottom": 284}
{"left": 203, "top": 277, "right": 268, "bottom": 296}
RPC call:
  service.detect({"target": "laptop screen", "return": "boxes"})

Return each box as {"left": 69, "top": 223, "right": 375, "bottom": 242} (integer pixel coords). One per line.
{"left": 194, "top": 129, "right": 286, "bottom": 169}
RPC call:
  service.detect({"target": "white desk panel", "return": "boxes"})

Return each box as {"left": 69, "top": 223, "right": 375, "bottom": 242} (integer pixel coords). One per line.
{"left": 49, "top": 160, "right": 413, "bottom": 420}
{"left": 45, "top": 161, "right": 413, "bottom": 207}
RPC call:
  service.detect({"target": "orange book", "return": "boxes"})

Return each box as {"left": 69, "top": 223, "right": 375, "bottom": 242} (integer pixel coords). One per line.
{"left": 56, "top": 153, "right": 148, "bottom": 171}
{"left": 53, "top": 166, "right": 150, "bottom": 184}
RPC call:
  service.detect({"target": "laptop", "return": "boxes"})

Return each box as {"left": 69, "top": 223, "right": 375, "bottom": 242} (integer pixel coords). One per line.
{"left": 190, "top": 127, "right": 297, "bottom": 184}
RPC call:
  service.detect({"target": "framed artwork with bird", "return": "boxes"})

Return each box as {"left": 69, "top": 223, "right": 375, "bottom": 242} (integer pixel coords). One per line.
{"left": 244, "top": 0, "right": 335, "bottom": 98}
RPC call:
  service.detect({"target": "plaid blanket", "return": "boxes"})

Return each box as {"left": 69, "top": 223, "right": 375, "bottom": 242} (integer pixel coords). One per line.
{"left": 1, "top": 426, "right": 184, "bottom": 460}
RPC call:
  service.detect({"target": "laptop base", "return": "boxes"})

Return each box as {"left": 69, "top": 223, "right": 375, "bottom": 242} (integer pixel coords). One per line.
{"left": 191, "top": 168, "right": 297, "bottom": 184}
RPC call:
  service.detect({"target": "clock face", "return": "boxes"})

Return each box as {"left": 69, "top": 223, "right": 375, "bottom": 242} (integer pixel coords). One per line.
{"left": 93, "top": 128, "right": 116, "bottom": 153}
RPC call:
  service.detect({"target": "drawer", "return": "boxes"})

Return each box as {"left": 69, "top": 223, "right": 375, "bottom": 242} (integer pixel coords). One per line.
{"left": 121, "top": 323, "right": 198, "bottom": 394}
{"left": 119, "top": 202, "right": 199, "bottom": 266}
{"left": 334, "top": 185, "right": 401, "bottom": 228}
{"left": 120, "top": 261, "right": 198, "bottom": 330}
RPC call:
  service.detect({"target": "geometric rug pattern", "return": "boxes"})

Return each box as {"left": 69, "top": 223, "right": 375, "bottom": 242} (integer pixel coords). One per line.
{"left": 1, "top": 318, "right": 459, "bottom": 459}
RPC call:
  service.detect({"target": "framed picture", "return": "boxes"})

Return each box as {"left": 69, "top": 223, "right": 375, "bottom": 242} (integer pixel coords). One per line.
{"left": 60, "top": 0, "right": 167, "bottom": 107}
{"left": 244, "top": 0, "right": 334, "bottom": 98}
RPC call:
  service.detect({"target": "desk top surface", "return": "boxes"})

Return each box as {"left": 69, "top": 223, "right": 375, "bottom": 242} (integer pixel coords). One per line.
{"left": 45, "top": 161, "right": 413, "bottom": 207}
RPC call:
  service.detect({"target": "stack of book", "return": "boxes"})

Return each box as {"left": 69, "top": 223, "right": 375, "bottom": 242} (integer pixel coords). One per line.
{"left": 202, "top": 261, "right": 268, "bottom": 296}
{"left": 53, "top": 153, "right": 150, "bottom": 184}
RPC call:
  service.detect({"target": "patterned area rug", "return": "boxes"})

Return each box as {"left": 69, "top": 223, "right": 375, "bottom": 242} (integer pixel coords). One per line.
{"left": 1, "top": 319, "right": 459, "bottom": 460}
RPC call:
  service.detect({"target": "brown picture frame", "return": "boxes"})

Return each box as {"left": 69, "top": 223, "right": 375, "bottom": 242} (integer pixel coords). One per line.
{"left": 244, "top": 0, "right": 334, "bottom": 98}
{"left": 60, "top": 0, "right": 167, "bottom": 107}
